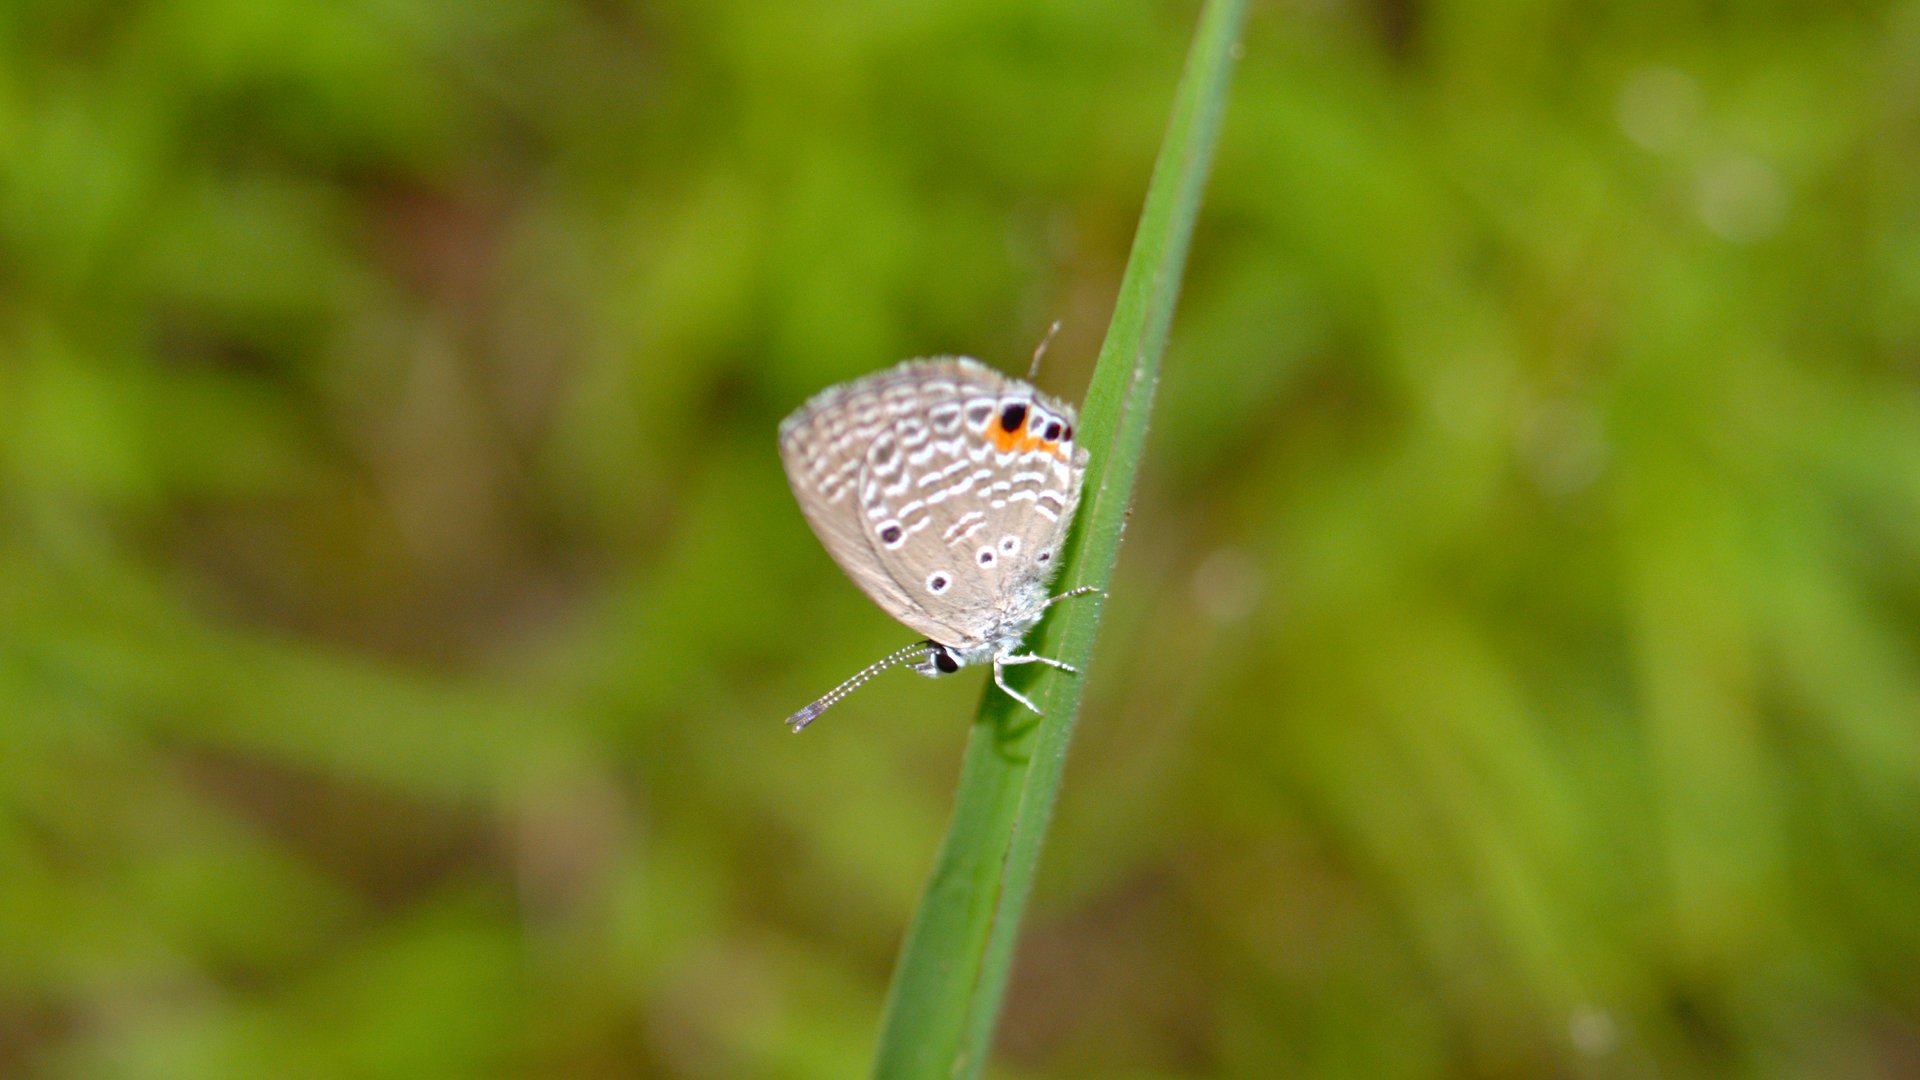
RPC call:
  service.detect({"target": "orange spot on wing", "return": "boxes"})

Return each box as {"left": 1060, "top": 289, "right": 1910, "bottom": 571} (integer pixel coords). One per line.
{"left": 983, "top": 422, "right": 1066, "bottom": 460}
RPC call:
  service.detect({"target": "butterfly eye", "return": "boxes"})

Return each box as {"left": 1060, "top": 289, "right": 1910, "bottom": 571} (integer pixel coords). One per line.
{"left": 933, "top": 648, "right": 960, "bottom": 674}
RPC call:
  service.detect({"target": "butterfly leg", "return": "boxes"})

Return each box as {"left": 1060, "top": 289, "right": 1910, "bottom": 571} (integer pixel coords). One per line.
{"left": 1000, "top": 652, "right": 1078, "bottom": 675}
{"left": 993, "top": 659, "right": 1046, "bottom": 717}
{"left": 1042, "top": 585, "right": 1105, "bottom": 609}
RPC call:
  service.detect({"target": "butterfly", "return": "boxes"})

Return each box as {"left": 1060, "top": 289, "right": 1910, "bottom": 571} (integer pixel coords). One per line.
{"left": 778, "top": 354, "right": 1096, "bottom": 731}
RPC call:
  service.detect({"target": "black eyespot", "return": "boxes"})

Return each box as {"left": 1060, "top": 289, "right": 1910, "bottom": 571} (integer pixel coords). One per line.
{"left": 1061, "top": 423, "right": 1073, "bottom": 440}
{"left": 978, "top": 548, "right": 995, "bottom": 565}
{"left": 934, "top": 649, "right": 960, "bottom": 674}
{"left": 927, "top": 573, "right": 950, "bottom": 593}
{"left": 999, "top": 402, "right": 1028, "bottom": 432}
{"left": 880, "top": 525, "right": 902, "bottom": 544}
{"left": 1038, "top": 550, "right": 1051, "bottom": 562}
{"left": 1043, "top": 421, "right": 1062, "bottom": 440}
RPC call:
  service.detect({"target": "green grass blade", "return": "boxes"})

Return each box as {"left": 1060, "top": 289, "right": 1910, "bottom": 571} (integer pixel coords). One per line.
{"left": 870, "top": 2, "right": 1247, "bottom": 1075}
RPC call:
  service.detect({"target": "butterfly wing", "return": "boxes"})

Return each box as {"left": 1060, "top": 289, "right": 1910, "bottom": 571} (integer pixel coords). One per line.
{"left": 779, "top": 357, "right": 1087, "bottom": 650}
{"left": 779, "top": 358, "right": 996, "bottom": 644}
{"left": 860, "top": 377, "right": 1086, "bottom": 649}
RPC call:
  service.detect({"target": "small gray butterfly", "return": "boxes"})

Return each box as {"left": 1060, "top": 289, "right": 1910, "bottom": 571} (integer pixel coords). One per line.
{"left": 778, "top": 355, "right": 1095, "bottom": 732}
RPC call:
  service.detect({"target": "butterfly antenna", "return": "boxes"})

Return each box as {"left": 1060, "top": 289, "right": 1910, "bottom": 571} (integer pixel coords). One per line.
{"left": 786, "top": 641, "right": 936, "bottom": 733}
{"left": 1026, "top": 319, "right": 1063, "bottom": 380}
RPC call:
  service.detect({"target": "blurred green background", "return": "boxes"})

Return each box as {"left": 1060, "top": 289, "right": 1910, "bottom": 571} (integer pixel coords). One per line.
{"left": 5, "top": 0, "right": 1920, "bottom": 1076}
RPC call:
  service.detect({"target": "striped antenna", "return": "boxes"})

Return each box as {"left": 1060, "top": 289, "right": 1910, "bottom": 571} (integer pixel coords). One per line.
{"left": 786, "top": 641, "right": 936, "bottom": 733}
{"left": 1026, "top": 320, "right": 1063, "bottom": 380}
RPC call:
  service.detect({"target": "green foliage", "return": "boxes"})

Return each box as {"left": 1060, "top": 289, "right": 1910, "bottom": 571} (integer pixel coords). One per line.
{"left": 4, "top": 1, "right": 1920, "bottom": 1077}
